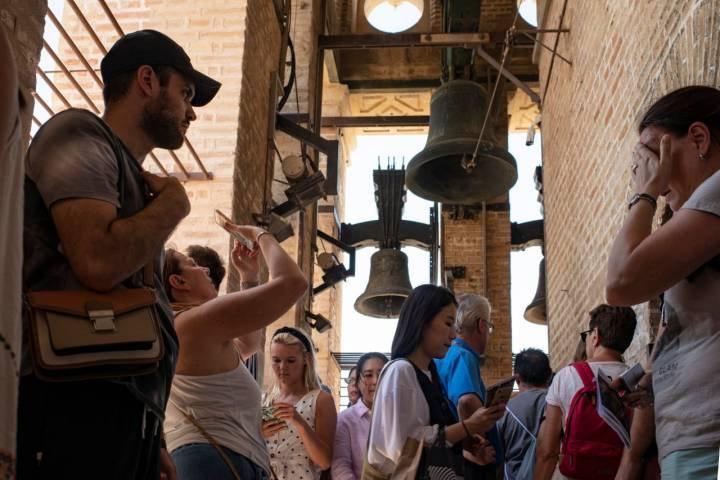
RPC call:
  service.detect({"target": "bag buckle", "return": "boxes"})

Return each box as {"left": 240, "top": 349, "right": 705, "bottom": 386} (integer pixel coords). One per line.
{"left": 85, "top": 301, "right": 117, "bottom": 333}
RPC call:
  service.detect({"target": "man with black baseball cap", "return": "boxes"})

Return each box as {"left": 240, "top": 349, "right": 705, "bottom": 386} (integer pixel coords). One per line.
{"left": 17, "top": 30, "right": 220, "bottom": 479}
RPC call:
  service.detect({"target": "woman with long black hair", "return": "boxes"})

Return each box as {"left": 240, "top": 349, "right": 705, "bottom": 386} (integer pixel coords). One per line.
{"left": 365, "top": 285, "right": 505, "bottom": 479}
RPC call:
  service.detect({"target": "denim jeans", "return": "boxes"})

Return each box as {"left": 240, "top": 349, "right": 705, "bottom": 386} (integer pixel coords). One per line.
{"left": 661, "top": 447, "right": 719, "bottom": 480}
{"left": 171, "top": 443, "right": 268, "bottom": 480}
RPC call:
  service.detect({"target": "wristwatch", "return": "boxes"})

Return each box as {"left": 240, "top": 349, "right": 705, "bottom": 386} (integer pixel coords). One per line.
{"left": 628, "top": 193, "right": 657, "bottom": 211}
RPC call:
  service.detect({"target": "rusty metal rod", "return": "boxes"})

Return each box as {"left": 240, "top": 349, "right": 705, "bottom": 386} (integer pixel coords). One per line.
{"left": 97, "top": 0, "right": 125, "bottom": 36}
{"left": 32, "top": 91, "right": 55, "bottom": 116}
{"left": 148, "top": 152, "right": 170, "bottom": 176}
{"left": 42, "top": 40, "right": 100, "bottom": 112}
{"left": 543, "top": 0, "right": 570, "bottom": 102}
{"left": 521, "top": 31, "right": 572, "bottom": 65}
{"left": 182, "top": 139, "right": 210, "bottom": 179}
{"left": 167, "top": 152, "right": 190, "bottom": 180}
{"left": 46, "top": 8, "right": 104, "bottom": 88}
{"left": 36, "top": 68, "right": 72, "bottom": 108}
{"left": 65, "top": 0, "right": 109, "bottom": 54}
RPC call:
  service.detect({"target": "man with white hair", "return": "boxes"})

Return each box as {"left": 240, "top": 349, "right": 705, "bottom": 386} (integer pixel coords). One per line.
{"left": 435, "top": 293, "right": 503, "bottom": 479}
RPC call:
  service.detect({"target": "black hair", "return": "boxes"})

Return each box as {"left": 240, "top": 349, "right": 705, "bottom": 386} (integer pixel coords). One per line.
{"left": 514, "top": 348, "right": 552, "bottom": 387}
{"left": 186, "top": 245, "right": 226, "bottom": 290}
{"left": 103, "top": 64, "right": 174, "bottom": 104}
{"left": 639, "top": 85, "right": 720, "bottom": 146}
{"left": 391, "top": 284, "right": 457, "bottom": 359}
{"left": 355, "top": 352, "right": 389, "bottom": 380}
{"left": 588, "top": 304, "right": 637, "bottom": 353}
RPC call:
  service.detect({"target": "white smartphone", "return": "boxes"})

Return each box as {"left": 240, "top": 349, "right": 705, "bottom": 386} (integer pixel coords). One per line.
{"left": 214, "top": 209, "right": 255, "bottom": 250}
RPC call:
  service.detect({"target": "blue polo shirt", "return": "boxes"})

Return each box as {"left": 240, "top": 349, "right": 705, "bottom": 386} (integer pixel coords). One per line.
{"left": 434, "top": 338, "right": 503, "bottom": 465}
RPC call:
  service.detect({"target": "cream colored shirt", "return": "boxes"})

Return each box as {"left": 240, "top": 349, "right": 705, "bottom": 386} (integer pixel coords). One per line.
{"left": 0, "top": 113, "right": 22, "bottom": 461}
{"left": 164, "top": 357, "right": 271, "bottom": 475}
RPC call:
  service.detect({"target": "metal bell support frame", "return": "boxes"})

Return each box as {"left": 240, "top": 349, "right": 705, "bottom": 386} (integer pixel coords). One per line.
{"left": 354, "top": 166, "right": 413, "bottom": 318}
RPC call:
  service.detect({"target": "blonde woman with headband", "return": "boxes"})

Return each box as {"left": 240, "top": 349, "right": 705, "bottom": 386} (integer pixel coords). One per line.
{"left": 263, "top": 327, "right": 337, "bottom": 480}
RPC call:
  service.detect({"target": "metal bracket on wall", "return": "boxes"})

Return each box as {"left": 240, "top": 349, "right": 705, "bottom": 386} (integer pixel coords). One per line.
{"left": 476, "top": 46, "right": 542, "bottom": 107}
{"left": 275, "top": 113, "right": 340, "bottom": 196}
{"left": 443, "top": 266, "right": 466, "bottom": 293}
{"left": 312, "top": 229, "right": 356, "bottom": 296}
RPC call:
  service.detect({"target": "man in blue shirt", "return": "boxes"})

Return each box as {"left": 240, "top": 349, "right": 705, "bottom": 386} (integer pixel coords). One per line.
{"left": 435, "top": 293, "right": 503, "bottom": 479}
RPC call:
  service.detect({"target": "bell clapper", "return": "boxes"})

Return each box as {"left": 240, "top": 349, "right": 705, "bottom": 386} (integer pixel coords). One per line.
{"left": 461, "top": 153, "right": 477, "bottom": 173}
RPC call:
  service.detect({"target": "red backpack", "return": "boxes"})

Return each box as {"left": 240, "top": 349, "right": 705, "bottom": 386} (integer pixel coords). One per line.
{"left": 559, "top": 362, "right": 628, "bottom": 480}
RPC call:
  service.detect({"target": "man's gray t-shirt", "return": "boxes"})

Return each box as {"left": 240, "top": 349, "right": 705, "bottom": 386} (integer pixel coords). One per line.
{"left": 23, "top": 108, "right": 178, "bottom": 419}
{"left": 496, "top": 388, "right": 546, "bottom": 480}
{"left": 653, "top": 168, "right": 720, "bottom": 459}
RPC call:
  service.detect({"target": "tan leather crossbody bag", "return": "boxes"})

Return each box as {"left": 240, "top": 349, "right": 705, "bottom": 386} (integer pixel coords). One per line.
{"left": 25, "top": 262, "right": 164, "bottom": 381}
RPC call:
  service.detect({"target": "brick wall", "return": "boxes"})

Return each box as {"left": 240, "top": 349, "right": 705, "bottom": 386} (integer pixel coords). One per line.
{"left": 537, "top": 0, "right": 720, "bottom": 369}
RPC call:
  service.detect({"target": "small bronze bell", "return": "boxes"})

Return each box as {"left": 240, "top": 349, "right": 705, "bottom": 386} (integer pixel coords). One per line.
{"left": 524, "top": 258, "right": 547, "bottom": 325}
{"left": 355, "top": 249, "right": 413, "bottom": 318}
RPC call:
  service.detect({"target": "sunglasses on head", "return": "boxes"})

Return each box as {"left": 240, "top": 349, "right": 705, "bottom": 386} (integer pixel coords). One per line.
{"left": 580, "top": 328, "right": 594, "bottom": 343}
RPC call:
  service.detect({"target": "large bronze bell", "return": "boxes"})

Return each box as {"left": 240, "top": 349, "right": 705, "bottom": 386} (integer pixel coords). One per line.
{"left": 355, "top": 248, "right": 413, "bottom": 318}
{"left": 406, "top": 80, "right": 518, "bottom": 204}
{"left": 524, "top": 258, "right": 547, "bottom": 325}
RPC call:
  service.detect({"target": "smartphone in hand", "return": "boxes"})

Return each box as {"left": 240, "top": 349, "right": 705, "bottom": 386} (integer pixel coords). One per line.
{"left": 485, "top": 377, "right": 515, "bottom": 407}
{"left": 214, "top": 209, "right": 255, "bottom": 251}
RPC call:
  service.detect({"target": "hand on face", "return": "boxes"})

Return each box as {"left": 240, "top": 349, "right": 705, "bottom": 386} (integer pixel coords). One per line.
{"left": 632, "top": 134, "right": 673, "bottom": 198}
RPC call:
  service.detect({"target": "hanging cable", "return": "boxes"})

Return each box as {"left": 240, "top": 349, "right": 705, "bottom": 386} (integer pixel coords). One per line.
{"left": 464, "top": 8, "right": 520, "bottom": 172}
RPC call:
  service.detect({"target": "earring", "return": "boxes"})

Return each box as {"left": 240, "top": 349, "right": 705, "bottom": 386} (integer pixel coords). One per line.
{"left": 698, "top": 152, "right": 707, "bottom": 161}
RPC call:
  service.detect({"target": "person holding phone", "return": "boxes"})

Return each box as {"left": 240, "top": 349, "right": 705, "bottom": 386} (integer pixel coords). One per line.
{"left": 366, "top": 285, "right": 505, "bottom": 479}
{"left": 606, "top": 86, "right": 720, "bottom": 479}
{"left": 262, "top": 327, "right": 337, "bottom": 480}
{"left": 434, "top": 293, "right": 504, "bottom": 479}
{"left": 162, "top": 229, "right": 307, "bottom": 480}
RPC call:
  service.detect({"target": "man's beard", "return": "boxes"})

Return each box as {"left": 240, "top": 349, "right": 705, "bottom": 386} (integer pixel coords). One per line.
{"left": 140, "top": 91, "right": 185, "bottom": 149}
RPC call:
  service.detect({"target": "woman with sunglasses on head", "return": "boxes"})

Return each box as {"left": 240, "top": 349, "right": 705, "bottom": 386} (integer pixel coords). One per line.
{"left": 331, "top": 352, "right": 389, "bottom": 480}
{"left": 606, "top": 85, "right": 720, "bottom": 479}
{"left": 162, "top": 225, "right": 308, "bottom": 480}
{"left": 263, "top": 327, "right": 337, "bottom": 480}
{"left": 365, "top": 285, "right": 505, "bottom": 479}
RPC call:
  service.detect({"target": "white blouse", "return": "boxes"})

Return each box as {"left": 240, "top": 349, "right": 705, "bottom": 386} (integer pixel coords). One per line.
{"left": 366, "top": 360, "right": 440, "bottom": 475}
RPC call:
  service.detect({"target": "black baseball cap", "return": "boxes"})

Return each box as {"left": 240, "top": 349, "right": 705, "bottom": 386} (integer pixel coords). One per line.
{"left": 100, "top": 29, "right": 221, "bottom": 107}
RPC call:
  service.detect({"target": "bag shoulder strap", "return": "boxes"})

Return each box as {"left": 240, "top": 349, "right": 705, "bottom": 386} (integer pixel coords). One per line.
{"left": 571, "top": 361, "right": 595, "bottom": 389}
{"left": 505, "top": 405, "right": 536, "bottom": 440}
{"left": 168, "top": 399, "right": 244, "bottom": 480}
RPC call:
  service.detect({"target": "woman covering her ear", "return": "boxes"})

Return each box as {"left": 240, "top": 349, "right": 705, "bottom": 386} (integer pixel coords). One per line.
{"left": 162, "top": 225, "right": 308, "bottom": 480}
{"left": 262, "top": 327, "right": 337, "bottom": 480}
{"left": 606, "top": 86, "right": 720, "bottom": 479}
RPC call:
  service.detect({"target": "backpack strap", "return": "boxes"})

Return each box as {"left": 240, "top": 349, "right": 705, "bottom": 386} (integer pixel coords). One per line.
{"left": 571, "top": 361, "right": 595, "bottom": 389}
{"left": 506, "top": 406, "right": 536, "bottom": 440}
